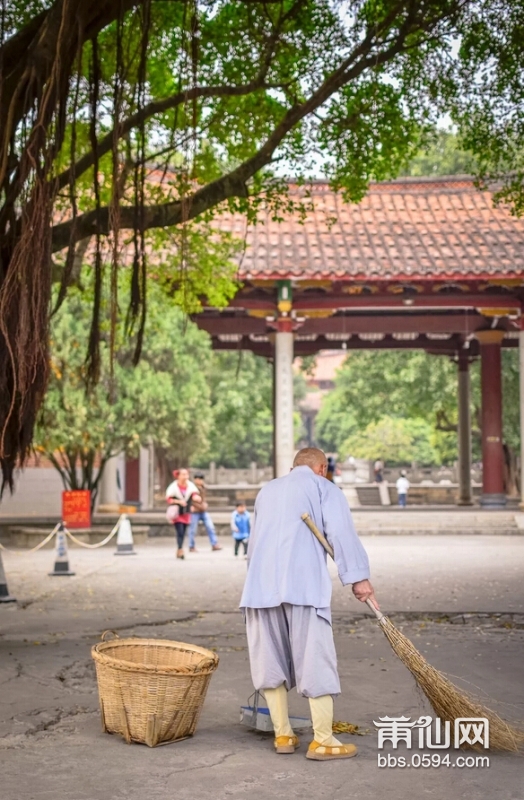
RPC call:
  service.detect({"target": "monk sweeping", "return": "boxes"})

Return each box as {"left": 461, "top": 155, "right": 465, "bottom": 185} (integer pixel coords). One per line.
{"left": 240, "top": 447, "right": 378, "bottom": 761}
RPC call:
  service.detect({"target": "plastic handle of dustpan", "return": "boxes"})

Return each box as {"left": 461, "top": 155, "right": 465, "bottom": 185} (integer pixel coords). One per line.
{"left": 100, "top": 630, "right": 120, "bottom": 641}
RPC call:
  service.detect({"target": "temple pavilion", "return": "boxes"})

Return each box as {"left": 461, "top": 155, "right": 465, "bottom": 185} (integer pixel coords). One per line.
{"left": 192, "top": 176, "right": 524, "bottom": 508}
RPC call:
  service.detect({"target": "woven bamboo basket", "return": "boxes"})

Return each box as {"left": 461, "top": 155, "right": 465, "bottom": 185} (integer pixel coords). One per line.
{"left": 91, "top": 631, "right": 219, "bottom": 747}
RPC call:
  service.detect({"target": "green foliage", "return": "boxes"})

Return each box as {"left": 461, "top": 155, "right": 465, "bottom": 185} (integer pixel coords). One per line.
{"left": 316, "top": 351, "right": 478, "bottom": 465}
{"left": 145, "top": 222, "right": 241, "bottom": 314}
{"left": 200, "top": 351, "right": 274, "bottom": 468}
{"left": 450, "top": 0, "right": 524, "bottom": 212}
{"left": 401, "top": 129, "right": 477, "bottom": 176}
{"left": 6, "top": 0, "right": 524, "bottom": 485}
{"left": 342, "top": 417, "right": 438, "bottom": 465}
{"left": 502, "top": 350, "right": 520, "bottom": 452}
{"left": 192, "top": 352, "right": 307, "bottom": 469}
{"left": 35, "top": 279, "right": 212, "bottom": 501}
{"left": 322, "top": 81, "right": 427, "bottom": 201}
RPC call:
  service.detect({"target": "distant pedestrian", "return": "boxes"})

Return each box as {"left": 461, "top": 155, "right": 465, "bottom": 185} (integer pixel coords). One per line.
{"left": 189, "top": 473, "right": 222, "bottom": 552}
{"left": 374, "top": 459, "right": 384, "bottom": 483}
{"left": 396, "top": 470, "right": 410, "bottom": 508}
{"left": 231, "top": 502, "right": 251, "bottom": 556}
{"left": 326, "top": 456, "right": 336, "bottom": 483}
{"left": 165, "top": 468, "right": 200, "bottom": 559}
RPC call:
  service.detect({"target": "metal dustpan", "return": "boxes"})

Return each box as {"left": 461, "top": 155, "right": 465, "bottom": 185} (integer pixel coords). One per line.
{"left": 240, "top": 691, "right": 311, "bottom": 733}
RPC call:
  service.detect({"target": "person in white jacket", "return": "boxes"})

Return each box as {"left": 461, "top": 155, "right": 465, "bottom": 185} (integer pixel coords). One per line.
{"left": 396, "top": 470, "right": 410, "bottom": 508}
{"left": 239, "top": 447, "right": 378, "bottom": 761}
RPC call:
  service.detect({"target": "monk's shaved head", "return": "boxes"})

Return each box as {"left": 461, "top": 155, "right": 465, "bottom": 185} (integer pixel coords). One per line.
{"left": 293, "top": 447, "right": 328, "bottom": 475}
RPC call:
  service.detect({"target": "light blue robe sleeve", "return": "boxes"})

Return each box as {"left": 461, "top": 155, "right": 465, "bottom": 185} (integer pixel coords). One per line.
{"left": 320, "top": 481, "right": 370, "bottom": 586}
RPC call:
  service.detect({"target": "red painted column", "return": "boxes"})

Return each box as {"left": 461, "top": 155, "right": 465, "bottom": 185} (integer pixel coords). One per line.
{"left": 476, "top": 330, "right": 506, "bottom": 507}
{"left": 457, "top": 352, "right": 473, "bottom": 506}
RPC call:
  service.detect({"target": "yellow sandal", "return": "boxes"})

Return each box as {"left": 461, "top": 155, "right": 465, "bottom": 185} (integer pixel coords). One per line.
{"left": 306, "top": 740, "right": 357, "bottom": 761}
{"left": 274, "top": 735, "right": 300, "bottom": 754}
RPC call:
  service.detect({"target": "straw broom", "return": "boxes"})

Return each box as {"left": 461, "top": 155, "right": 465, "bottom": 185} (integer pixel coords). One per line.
{"left": 301, "top": 513, "right": 524, "bottom": 752}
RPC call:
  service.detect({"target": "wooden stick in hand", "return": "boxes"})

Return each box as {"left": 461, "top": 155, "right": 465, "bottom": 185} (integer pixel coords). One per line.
{"left": 301, "top": 512, "right": 334, "bottom": 557}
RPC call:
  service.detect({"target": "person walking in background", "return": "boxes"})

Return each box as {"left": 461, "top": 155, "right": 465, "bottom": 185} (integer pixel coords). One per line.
{"left": 231, "top": 501, "right": 251, "bottom": 556}
{"left": 165, "top": 468, "right": 199, "bottom": 559}
{"left": 326, "top": 456, "right": 336, "bottom": 483}
{"left": 396, "top": 470, "right": 410, "bottom": 508}
{"left": 189, "top": 473, "right": 222, "bottom": 552}
{"left": 373, "top": 459, "right": 384, "bottom": 483}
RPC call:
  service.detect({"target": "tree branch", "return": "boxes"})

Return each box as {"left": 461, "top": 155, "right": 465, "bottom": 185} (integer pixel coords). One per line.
{"left": 51, "top": 0, "right": 456, "bottom": 252}
{"left": 0, "top": 0, "right": 140, "bottom": 138}
{"left": 55, "top": 78, "right": 278, "bottom": 192}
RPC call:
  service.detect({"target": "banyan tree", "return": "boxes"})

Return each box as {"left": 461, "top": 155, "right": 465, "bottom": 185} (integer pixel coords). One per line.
{"left": 0, "top": 0, "right": 522, "bottom": 490}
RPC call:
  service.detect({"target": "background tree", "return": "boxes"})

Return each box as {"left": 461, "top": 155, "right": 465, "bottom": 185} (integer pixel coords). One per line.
{"left": 1, "top": 0, "right": 506, "bottom": 487}
{"left": 199, "top": 351, "right": 274, "bottom": 468}
{"left": 316, "top": 351, "right": 468, "bottom": 464}
{"left": 401, "top": 129, "right": 477, "bottom": 176}
{"left": 342, "top": 417, "right": 439, "bottom": 465}
{"left": 451, "top": 0, "right": 524, "bottom": 213}
{"left": 195, "top": 352, "right": 307, "bottom": 469}
{"left": 35, "top": 280, "right": 212, "bottom": 506}
{"left": 316, "top": 349, "right": 519, "bottom": 469}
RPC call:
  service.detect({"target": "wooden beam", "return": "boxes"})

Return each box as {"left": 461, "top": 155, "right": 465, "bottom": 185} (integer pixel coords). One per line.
{"left": 209, "top": 334, "right": 517, "bottom": 358}
{"left": 292, "top": 294, "right": 523, "bottom": 311}
{"left": 192, "top": 312, "right": 519, "bottom": 336}
{"left": 225, "top": 292, "right": 522, "bottom": 312}
{"left": 298, "top": 314, "right": 497, "bottom": 335}
{"left": 192, "top": 315, "right": 268, "bottom": 335}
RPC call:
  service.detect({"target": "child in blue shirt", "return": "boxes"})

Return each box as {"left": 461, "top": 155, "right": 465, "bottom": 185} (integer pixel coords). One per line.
{"left": 231, "top": 502, "right": 251, "bottom": 556}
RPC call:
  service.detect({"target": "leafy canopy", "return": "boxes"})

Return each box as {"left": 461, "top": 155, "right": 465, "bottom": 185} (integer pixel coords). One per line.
{"left": 316, "top": 349, "right": 520, "bottom": 465}
{"left": 35, "top": 279, "right": 213, "bottom": 501}
{"left": 3, "top": 0, "right": 524, "bottom": 486}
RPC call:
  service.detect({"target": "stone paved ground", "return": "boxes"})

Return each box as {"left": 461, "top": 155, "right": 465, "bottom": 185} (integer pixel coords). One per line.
{"left": 1, "top": 535, "right": 523, "bottom": 800}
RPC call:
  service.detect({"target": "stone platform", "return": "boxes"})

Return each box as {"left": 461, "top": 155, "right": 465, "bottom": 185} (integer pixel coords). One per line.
{"left": 1, "top": 508, "right": 523, "bottom": 547}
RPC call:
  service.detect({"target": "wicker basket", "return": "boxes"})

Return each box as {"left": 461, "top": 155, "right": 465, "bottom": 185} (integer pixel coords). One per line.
{"left": 91, "top": 631, "right": 219, "bottom": 747}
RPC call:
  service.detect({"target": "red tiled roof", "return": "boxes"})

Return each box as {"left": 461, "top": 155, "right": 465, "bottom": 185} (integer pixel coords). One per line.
{"left": 220, "top": 178, "right": 524, "bottom": 280}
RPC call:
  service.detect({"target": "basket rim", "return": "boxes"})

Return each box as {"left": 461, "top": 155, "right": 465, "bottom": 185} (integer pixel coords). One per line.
{"left": 91, "top": 637, "right": 219, "bottom": 675}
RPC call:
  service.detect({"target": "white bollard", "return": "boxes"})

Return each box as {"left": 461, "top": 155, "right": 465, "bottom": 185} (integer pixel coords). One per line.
{"left": 0, "top": 551, "right": 16, "bottom": 603}
{"left": 114, "top": 514, "right": 136, "bottom": 555}
{"left": 49, "top": 524, "right": 76, "bottom": 576}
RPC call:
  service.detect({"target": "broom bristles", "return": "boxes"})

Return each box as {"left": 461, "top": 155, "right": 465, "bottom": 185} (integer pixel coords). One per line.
{"left": 379, "top": 616, "right": 524, "bottom": 752}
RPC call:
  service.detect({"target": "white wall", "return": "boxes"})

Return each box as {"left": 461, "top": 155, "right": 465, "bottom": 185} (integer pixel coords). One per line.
{"left": 0, "top": 468, "right": 64, "bottom": 517}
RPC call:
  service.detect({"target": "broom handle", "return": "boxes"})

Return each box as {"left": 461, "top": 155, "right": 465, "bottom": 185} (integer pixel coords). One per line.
{"left": 301, "top": 512, "right": 384, "bottom": 622}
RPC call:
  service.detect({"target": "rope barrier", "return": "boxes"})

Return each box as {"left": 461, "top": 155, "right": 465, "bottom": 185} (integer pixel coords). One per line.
{"left": 63, "top": 517, "right": 121, "bottom": 549}
{"left": 0, "top": 523, "right": 61, "bottom": 554}
{"left": 1, "top": 517, "right": 123, "bottom": 553}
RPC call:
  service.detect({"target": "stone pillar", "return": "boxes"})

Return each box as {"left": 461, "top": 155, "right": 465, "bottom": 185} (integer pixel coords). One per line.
{"left": 274, "top": 318, "right": 295, "bottom": 477}
{"left": 139, "top": 443, "right": 154, "bottom": 511}
{"left": 99, "top": 456, "right": 123, "bottom": 506}
{"left": 457, "top": 353, "right": 473, "bottom": 506}
{"left": 476, "top": 330, "right": 506, "bottom": 507}
{"left": 520, "top": 326, "right": 524, "bottom": 509}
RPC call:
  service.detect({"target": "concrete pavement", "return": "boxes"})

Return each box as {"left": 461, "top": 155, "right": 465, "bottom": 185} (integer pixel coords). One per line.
{"left": 0, "top": 536, "right": 523, "bottom": 799}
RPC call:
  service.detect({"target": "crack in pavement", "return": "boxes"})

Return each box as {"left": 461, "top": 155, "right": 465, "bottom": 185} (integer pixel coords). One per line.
{"left": 0, "top": 706, "right": 96, "bottom": 748}
{"left": 162, "top": 751, "right": 236, "bottom": 777}
{"left": 333, "top": 610, "right": 524, "bottom": 629}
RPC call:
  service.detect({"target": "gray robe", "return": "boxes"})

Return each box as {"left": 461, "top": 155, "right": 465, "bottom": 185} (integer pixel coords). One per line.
{"left": 239, "top": 465, "right": 370, "bottom": 623}
{"left": 240, "top": 465, "right": 371, "bottom": 697}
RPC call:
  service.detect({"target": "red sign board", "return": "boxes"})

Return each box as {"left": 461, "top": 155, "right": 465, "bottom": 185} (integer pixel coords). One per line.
{"left": 62, "top": 490, "right": 91, "bottom": 529}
